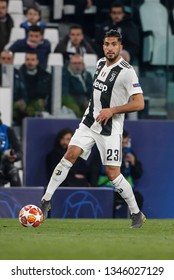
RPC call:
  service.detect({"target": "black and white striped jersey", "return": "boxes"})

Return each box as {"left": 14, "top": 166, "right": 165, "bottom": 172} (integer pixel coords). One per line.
{"left": 82, "top": 56, "right": 143, "bottom": 136}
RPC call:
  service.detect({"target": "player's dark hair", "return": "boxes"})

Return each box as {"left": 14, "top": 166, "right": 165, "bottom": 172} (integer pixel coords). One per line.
{"left": 104, "top": 29, "right": 122, "bottom": 43}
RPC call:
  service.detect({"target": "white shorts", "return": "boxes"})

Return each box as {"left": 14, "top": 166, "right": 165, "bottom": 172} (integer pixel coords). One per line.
{"left": 69, "top": 123, "right": 122, "bottom": 166}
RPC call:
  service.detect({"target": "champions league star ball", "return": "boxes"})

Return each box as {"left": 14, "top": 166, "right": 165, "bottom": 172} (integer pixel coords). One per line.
{"left": 19, "top": 204, "right": 43, "bottom": 227}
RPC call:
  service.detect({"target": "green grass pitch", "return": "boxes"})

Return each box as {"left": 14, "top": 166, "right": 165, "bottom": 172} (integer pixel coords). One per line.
{"left": 0, "top": 219, "right": 174, "bottom": 260}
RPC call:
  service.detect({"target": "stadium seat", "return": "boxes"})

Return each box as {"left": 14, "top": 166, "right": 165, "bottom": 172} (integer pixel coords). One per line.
{"left": 139, "top": 0, "right": 174, "bottom": 65}
{"left": 83, "top": 54, "right": 98, "bottom": 76}
{"left": 0, "top": 87, "right": 12, "bottom": 126}
{"left": 84, "top": 5, "right": 97, "bottom": 14}
{"left": 139, "top": 75, "right": 167, "bottom": 118}
{"left": 13, "top": 52, "right": 26, "bottom": 65}
{"left": 83, "top": 53, "right": 98, "bottom": 67}
{"left": 63, "top": 4, "right": 96, "bottom": 16}
{"left": 44, "top": 28, "right": 59, "bottom": 52}
{"left": 11, "top": 14, "right": 25, "bottom": 27}
{"left": 63, "top": 5, "right": 75, "bottom": 15}
{"left": 8, "top": 0, "right": 23, "bottom": 15}
{"left": 9, "top": 27, "right": 25, "bottom": 43}
{"left": 168, "top": 31, "right": 174, "bottom": 65}
{"left": 47, "top": 53, "right": 63, "bottom": 66}
{"left": 53, "top": 0, "right": 63, "bottom": 20}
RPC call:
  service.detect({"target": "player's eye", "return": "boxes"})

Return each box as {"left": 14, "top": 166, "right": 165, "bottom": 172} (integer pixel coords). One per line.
{"left": 104, "top": 42, "right": 120, "bottom": 47}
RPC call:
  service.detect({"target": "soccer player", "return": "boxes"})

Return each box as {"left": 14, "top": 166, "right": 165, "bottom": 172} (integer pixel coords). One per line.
{"left": 40, "top": 29, "right": 146, "bottom": 228}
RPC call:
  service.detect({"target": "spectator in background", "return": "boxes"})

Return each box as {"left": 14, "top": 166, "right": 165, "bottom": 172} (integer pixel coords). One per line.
{"left": 8, "top": 26, "right": 51, "bottom": 68}
{"left": 0, "top": 49, "right": 13, "bottom": 64}
{"left": 74, "top": 0, "right": 96, "bottom": 39}
{"left": 46, "top": 128, "right": 90, "bottom": 187}
{"left": 54, "top": 24, "right": 96, "bottom": 63}
{"left": 0, "top": 50, "right": 14, "bottom": 86}
{"left": 120, "top": 49, "right": 130, "bottom": 62}
{"left": 89, "top": 129, "right": 144, "bottom": 211}
{"left": 0, "top": 0, "right": 14, "bottom": 52}
{"left": 62, "top": 54, "right": 93, "bottom": 118}
{"left": 95, "top": 2, "right": 140, "bottom": 64}
{"left": 20, "top": 6, "right": 46, "bottom": 35}
{"left": 13, "top": 51, "right": 52, "bottom": 126}
{"left": 0, "top": 112, "right": 22, "bottom": 186}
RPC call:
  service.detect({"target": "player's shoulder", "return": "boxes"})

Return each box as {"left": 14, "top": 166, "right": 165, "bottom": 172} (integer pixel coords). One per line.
{"left": 119, "top": 58, "right": 133, "bottom": 70}
{"left": 96, "top": 57, "right": 106, "bottom": 67}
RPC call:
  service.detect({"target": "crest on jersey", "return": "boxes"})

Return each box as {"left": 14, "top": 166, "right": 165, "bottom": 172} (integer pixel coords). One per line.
{"left": 109, "top": 71, "right": 118, "bottom": 82}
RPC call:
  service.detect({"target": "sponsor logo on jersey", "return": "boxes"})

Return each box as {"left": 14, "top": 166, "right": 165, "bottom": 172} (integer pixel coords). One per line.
{"left": 133, "top": 83, "right": 140, "bottom": 87}
{"left": 93, "top": 79, "right": 108, "bottom": 93}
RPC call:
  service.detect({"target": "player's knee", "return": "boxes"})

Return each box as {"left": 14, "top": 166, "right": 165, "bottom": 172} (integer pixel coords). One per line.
{"left": 105, "top": 166, "right": 120, "bottom": 181}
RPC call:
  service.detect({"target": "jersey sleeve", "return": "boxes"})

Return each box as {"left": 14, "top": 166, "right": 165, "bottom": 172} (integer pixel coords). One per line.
{"left": 123, "top": 68, "right": 143, "bottom": 96}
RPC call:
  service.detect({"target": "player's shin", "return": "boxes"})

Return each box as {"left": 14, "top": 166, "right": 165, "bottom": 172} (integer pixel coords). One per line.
{"left": 42, "top": 157, "right": 73, "bottom": 201}
{"left": 111, "top": 174, "right": 139, "bottom": 214}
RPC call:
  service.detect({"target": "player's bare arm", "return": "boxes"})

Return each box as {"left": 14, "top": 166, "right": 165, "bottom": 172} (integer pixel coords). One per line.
{"left": 96, "top": 93, "right": 144, "bottom": 125}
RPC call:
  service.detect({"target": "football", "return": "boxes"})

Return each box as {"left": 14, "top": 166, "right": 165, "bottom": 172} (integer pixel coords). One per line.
{"left": 19, "top": 204, "right": 43, "bottom": 227}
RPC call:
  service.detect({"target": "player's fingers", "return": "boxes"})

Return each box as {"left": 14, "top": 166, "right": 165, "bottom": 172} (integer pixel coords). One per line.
{"left": 104, "top": 118, "right": 108, "bottom": 125}
{"left": 96, "top": 114, "right": 102, "bottom": 122}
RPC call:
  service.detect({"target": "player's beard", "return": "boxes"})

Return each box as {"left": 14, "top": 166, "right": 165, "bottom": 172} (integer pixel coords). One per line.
{"left": 106, "top": 53, "right": 120, "bottom": 63}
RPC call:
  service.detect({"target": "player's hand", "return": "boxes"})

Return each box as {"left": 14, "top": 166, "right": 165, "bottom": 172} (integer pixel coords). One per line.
{"left": 96, "top": 108, "right": 113, "bottom": 125}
